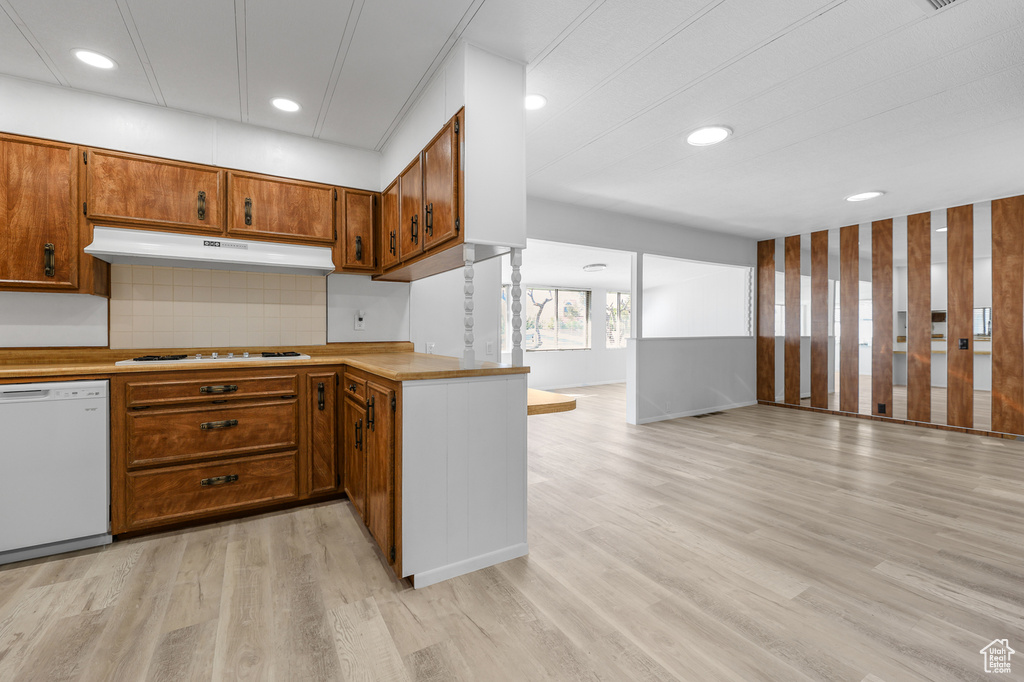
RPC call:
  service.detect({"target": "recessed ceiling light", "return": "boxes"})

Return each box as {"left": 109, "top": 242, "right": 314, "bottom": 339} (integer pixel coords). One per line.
{"left": 845, "top": 191, "right": 885, "bottom": 202}
{"left": 271, "top": 97, "right": 301, "bottom": 112}
{"left": 686, "top": 126, "right": 732, "bottom": 146}
{"left": 524, "top": 94, "right": 547, "bottom": 110}
{"left": 582, "top": 263, "right": 607, "bottom": 272}
{"left": 74, "top": 49, "right": 116, "bottom": 69}
{"left": 936, "top": 227, "right": 948, "bottom": 232}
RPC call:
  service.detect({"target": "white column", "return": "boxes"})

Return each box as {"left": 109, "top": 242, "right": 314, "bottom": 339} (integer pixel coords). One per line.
{"left": 461, "top": 243, "right": 476, "bottom": 369}
{"left": 627, "top": 252, "right": 644, "bottom": 425}
{"left": 510, "top": 247, "right": 524, "bottom": 367}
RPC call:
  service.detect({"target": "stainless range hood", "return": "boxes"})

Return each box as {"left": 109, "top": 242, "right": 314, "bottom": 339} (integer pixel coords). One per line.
{"left": 85, "top": 226, "right": 335, "bottom": 276}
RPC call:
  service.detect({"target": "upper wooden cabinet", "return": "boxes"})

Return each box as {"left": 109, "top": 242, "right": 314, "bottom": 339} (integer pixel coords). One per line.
{"left": 398, "top": 157, "right": 423, "bottom": 261}
{"left": 422, "top": 111, "right": 461, "bottom": 250}
{"left": 85, "top": 150, "right": 223, "bottom": 233}
{"left": 337, "top": 189, "right": 377, "bottom": 272}
{"left": 380, "top": 179, "right": 400, "bottom": 271}
{"left": 226, "top": 172, "right": 334, "bottom": 244}
{"left": 0, "top": 136, "right": 78, "bottom": 290}
{"left": 377, "top": 108, "right": 465, "bottom": 282}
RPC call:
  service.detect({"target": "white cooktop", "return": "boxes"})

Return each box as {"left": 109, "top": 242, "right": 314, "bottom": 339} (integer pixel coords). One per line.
{"left": 114, "top": 353, "right": 311, "bottom": 366}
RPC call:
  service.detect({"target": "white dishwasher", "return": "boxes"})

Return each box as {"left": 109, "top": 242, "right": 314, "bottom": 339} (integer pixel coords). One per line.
{"left": 0, "top": 379, "right": 111, "bottom": 565}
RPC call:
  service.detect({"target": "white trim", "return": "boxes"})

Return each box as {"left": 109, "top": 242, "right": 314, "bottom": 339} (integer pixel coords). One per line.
{"left": 411, "top": 543, "right": 528, "bottom": 589}
{"left": 0, "top": 533, "right": 111, "bottom": 567}
{"left": 636, "top": 400, "right": 757, "bottom": 424}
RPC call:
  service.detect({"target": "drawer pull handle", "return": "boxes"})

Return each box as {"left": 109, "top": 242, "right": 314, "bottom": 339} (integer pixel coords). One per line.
{"left": 197, "top": 190, "right": 207, "bottom": 220}
{"left": 200, "top": 419, "right": 238, "bottom": 430}
{"left": 201, "top": 474, "right": 239, "bottom": 487}
{"left": 348, "top": 383, "right": 358, "bottom": 393}
{"left": 317, "top": 382, "right": 325, "bottom": 411}
{"left": 44, "top": 243, "right": 56, "bottom": 277}
{"left": 200, "top": 384, "right": 238, "bottom": 394}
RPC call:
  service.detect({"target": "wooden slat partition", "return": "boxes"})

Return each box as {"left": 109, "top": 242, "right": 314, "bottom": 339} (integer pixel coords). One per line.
{"left": 784, "top": 236, "right": 801, "bottom": 405}
{"left": 907, "top": 212, "right": 931, "bottom": 423}
{"left": 947, "top": 204, "right": 974, "bottom": 428}
{"left": 991, "top": 195, "right": 1024, "bottom": 434}
{"left": 810, "top": 231, "right": 828, "bottom": 408}
{"left": 872, "top": 220, "right": 893, "bottom": 416}
{"left": 756, "top": 240, "right": 776, "bottom": 402}
{"left": 839, "top": 225, "right": 859, "bottom": 413}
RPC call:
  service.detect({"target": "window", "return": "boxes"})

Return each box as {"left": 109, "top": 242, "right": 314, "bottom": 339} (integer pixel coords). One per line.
{"left": 606, "top": 292, "right": 631, "bottom": 348}
{"left": 520, "top": 288, "right": 590, "bottom": 351}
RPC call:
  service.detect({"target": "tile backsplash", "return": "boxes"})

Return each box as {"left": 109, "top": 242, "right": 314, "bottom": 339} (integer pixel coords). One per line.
{"left": 109, "top": 265, "right": 327, "bottom": 349}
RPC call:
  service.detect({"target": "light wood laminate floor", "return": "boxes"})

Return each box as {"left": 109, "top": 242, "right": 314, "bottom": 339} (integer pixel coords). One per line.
{"left": 2, "top": 384, "right": 1022, "bottom": 681}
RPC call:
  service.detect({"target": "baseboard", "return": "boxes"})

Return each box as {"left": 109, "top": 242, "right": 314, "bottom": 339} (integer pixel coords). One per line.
{"left": 637, "top": 400, "right": 758, "bottom": 425}
{"left": 0, "top": 533, "right": 111, "bottom": 567}
{"left": 411, "top": 543, "right": 529, "bottom": 589}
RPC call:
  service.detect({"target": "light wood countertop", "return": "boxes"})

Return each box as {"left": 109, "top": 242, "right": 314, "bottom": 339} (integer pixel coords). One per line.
{"left": 0, "top": 342, "right": 529, "bottom": 382}
{"left": 527, "top": 388, "right": 577, "bottom": 416}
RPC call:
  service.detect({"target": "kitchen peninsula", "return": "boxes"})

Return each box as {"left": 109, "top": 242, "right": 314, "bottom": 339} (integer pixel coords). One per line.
{"left": 0, "top": 343, "right": 529, "bottom": 588}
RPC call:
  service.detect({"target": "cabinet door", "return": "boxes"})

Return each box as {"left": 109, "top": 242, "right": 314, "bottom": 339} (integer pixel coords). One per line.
{"left": 338, "top": 189, "right": 376, "bottom": 272}
{"left": 227, "top": 172, "right": 334, "bottom": 244}
{"left": 380, "top": 179, "right": 400, "bottom": 270}
{"left": 365, "top": 381, "right": 395, "bottom": 563}
{"left": 398, "top": 157, "right": 423, "bottom": 261}
{"left": 86, "top": 150, "right": 223, "bottom": 232}
{"left": 308, "top": 372, "right": 339, "bottom": 496}
{"left": 422, "top": 113, "right": 460, "bottom": 251}
{"left": 343, "top": 396, "right": 367, "bottom": 519}
{"left": 0, "top": 138, "right": 78, "bottom": 289}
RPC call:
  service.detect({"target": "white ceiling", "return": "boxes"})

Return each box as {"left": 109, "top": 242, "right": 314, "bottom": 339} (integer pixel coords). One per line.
{"left": 501, "top": 240, "right": 633, "bottom": 291}
{"left": 1, "top": 0, "right": 1022, "bottom": 241}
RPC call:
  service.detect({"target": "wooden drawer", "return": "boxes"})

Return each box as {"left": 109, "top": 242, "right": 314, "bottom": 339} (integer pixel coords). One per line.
{"left": 126, "top": 373, "right": 298, "bottom": 407}
{"left": 127, "top": 400, "right": 297, "bottom": 467}
{"left": 342, "top": 372, "right": 366, "bottom": 401}
{"left": 125, "top": 452, "right": 298, "bottom": 529}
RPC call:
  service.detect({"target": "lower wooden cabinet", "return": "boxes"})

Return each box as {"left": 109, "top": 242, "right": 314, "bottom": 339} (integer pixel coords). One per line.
{"left": 342, "top": 367, "right": 400, "bottom": 571}
{"left": 111, "top": 364, "right": 400, "bottom": 576}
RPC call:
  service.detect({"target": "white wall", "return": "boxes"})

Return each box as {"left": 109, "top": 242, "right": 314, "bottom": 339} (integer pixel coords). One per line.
{"left": 0, "top": 293, "right": 107, "bottom": 347}
{"left": 326, "top": 275, "right": 410, "bottom": 343}
{"left": 409, "top": 257, "right": 501, "bottom": 364}
{"left": 628, "top": 337, "right": 756, "bottom": 424}
{"left": 643, "top": 257, "right": 751, "bottom": 338}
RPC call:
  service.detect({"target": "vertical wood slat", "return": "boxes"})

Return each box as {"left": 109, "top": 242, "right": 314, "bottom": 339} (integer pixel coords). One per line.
{"left": 872, "top": 220, "right": 893, "bottom": 416}
{"left": 840, "top": 225, "right": 859, "bottom": 413}
{"left": 784, "top": 236, "right": 802, "bottom": 405}
{"left": 947, "top": 204, "right": 974, "bottom": 428}
{"left": 756, "top": 240, "right": 776, "bottom": 402}
{"left": 907, "top": 212, "right": 932, "bottom": 423}
{"left": 991, "top": 195, "right": 1024, "bottom": 434}
{"left": 810, "top": 231, "right": 829, "bottom": 408}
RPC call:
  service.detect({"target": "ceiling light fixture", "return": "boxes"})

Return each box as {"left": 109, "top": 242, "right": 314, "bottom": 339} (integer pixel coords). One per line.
{"left": 936, "top": 227, "right": 948, "bottom": 232}
{"left": 686, "top": 126, "right": 732, "bottom": 146}
{"left": 74, "top": 49, "right": 116, "bottom": 69}
{"left": 524, "top": 94, "right": 547, "bottom": 110}
{"left": 845, "top": 191, "right": 885, "bottom": 202}
{"left": 271, "top": 97, "right": 301, "bottom": 112}
{"left": 582, "top": 263, "right": 607, "bottom": 272}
